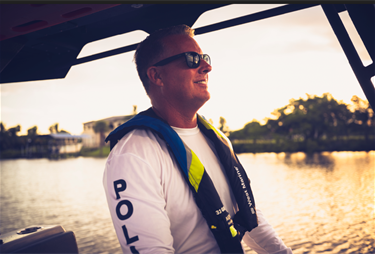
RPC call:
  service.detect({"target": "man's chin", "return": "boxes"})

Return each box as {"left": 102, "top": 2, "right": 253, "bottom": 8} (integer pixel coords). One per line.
{"left": 204, "top": 92, "right": 211, "bottom": 102}
{"left": 196, "top": 94, "right": 210, "bottom": 108}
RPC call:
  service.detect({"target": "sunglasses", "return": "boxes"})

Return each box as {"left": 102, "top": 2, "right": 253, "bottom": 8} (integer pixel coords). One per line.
{"left": 153, "top": 52, "right": 211, "bottom": 68}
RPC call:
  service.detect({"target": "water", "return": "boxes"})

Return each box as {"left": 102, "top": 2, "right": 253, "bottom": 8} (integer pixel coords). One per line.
{"left": 241, "top": 152, "right": 375, "bottom": 254}
{"left": 1, "top": 151, "right": 374, "bottom": 254}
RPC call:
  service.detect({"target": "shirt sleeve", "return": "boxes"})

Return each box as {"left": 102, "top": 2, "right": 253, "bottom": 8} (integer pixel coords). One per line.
{"left": 242, "top": 208, "right": 293, "bottom": 254}
{"left": 103, "top": 151, "right": 174, "bottom": 254}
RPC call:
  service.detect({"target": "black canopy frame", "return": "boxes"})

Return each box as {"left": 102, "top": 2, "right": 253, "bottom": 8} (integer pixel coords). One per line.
{"left": 0, "top": 4, "right": 374, "bottom": 108}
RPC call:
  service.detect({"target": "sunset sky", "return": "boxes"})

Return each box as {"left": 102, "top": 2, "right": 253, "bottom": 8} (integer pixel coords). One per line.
{"left": 1, "top": 4, "right": 373, "bottom": 135}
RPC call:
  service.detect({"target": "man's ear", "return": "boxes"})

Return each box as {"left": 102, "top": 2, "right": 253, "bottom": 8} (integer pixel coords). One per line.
{"left": 147, "top": 66, "right": 163, "bottom": 87}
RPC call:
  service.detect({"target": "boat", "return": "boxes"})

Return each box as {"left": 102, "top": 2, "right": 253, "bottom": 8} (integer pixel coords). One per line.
{"left": 0, "top": 3, "right": 374, "bottom": 253}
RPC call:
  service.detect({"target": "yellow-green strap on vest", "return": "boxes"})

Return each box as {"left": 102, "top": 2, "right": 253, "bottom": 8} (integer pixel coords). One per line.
{"left": 188, "top": 149, "right": 205, "bottom": 192}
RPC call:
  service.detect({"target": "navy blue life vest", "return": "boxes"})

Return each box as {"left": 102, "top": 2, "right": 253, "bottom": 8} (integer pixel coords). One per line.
{"left": 105, "top": 108, "right": 258, "bottom": 253}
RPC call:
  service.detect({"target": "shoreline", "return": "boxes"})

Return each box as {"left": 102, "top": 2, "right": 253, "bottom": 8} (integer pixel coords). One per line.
{"left": 1, "top": 144, "right": 374, "bottom": 159}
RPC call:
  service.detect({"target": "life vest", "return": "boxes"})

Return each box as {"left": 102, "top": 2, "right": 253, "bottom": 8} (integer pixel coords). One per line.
{"left": 105, "top": 108, "right": 258, "bottom": 253}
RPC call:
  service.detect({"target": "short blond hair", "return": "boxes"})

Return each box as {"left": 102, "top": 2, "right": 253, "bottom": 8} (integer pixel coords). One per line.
{"left": 134, "top": 24, "right": 195, "bottom": 94}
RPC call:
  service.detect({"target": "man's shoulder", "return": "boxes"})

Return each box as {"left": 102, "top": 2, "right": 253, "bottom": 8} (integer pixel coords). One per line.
{"left": 109, "top": 128, "right": 167, "bottom": 157}
{"left": 104, "top": 127, "right": 174, "bottom": 178}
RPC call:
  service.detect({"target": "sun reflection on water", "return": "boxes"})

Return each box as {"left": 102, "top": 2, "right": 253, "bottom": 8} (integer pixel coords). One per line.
{"left": 240, "top": 151, "right": 375, "bottom": 254}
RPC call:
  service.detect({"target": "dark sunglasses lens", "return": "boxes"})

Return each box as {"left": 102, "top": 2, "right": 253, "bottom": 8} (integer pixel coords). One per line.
{"left": 203, "top": 54, "right": 211, "bottom": 65}
{"left": 185, "top": 53, "right": 210, "bottom": 68}
{"left": 194, "top": 54, "right": 201, "bottom": 66}
{"left": 185, "top": 53, "right": 197, "bottom": 68}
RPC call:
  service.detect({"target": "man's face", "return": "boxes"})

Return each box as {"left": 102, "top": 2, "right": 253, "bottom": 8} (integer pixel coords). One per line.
{"left": 155, "top": 34, "right": 212, "bottom": 111}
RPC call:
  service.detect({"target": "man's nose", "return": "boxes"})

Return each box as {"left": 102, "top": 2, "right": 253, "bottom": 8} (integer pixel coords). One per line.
{"left": 199, "top": 59, "right": 212, "bottom": 73}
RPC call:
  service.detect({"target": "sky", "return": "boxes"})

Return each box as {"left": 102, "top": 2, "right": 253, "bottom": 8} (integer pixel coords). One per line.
{"left": 1, "top": 4, "right": 373, "bottom": 135}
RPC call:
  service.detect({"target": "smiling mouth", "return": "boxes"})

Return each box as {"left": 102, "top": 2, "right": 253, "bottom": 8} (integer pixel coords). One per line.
{"left": 195, "top": 80, "right": 207, "bottom": 84}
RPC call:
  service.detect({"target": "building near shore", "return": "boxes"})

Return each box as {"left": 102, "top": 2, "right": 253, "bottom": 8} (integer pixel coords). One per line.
{"left": 47, "top": 133, "right": 88, "bottom": 155}
{"left": 0, "top": 133, "right": 89, "bottom": 159}
{"left": 82, "top": 113, "right": 135, "bottom": 148}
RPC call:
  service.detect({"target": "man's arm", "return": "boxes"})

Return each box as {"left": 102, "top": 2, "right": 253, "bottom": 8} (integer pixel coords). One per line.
{"left": 242, "top": 208, "right": 293, "bottom": 254}
{"left": 103, "top": 152, "right": 174, "bottom": 254}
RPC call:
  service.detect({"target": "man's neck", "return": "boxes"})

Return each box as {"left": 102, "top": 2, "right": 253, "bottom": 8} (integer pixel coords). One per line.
{"left": 152, "top": 105, "right": 198, "bottom": 128}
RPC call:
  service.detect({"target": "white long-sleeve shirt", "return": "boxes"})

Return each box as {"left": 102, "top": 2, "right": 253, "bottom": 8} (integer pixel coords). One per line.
{"left": 103, "top": 126, "right": 293, "bottom": 254}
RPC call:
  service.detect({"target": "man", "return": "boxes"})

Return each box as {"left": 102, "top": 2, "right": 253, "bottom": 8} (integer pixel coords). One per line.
{"left": 103, "top": 24, "right": 292, "bottom": 254}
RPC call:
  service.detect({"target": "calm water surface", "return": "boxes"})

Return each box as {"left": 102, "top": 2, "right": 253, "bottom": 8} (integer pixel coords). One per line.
{"left": 1, "top": 151, "right": 374, "bottom": 254}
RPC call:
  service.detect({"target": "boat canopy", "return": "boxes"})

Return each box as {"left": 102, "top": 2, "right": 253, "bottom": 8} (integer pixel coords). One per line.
{"left": 0, "top": 3, "right": 374, "bottom": 108}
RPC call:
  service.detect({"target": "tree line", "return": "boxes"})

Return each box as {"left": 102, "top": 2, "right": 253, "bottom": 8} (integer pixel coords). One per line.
{"left": 224, "top": 93, "right": 374, "bottom": 153}
{"left": 0, "top": 113, "right": 133, "bottom": 159}
{"left": 0, "top": 123, "right": 72, "bottom": 158}
{"left": 1, "top": 94, "right": 374, "bottom": 157}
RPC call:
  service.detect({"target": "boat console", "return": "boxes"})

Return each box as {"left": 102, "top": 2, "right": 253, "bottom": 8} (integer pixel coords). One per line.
{"left": 0, "top": 225, "right": 78, "bottom": 253}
